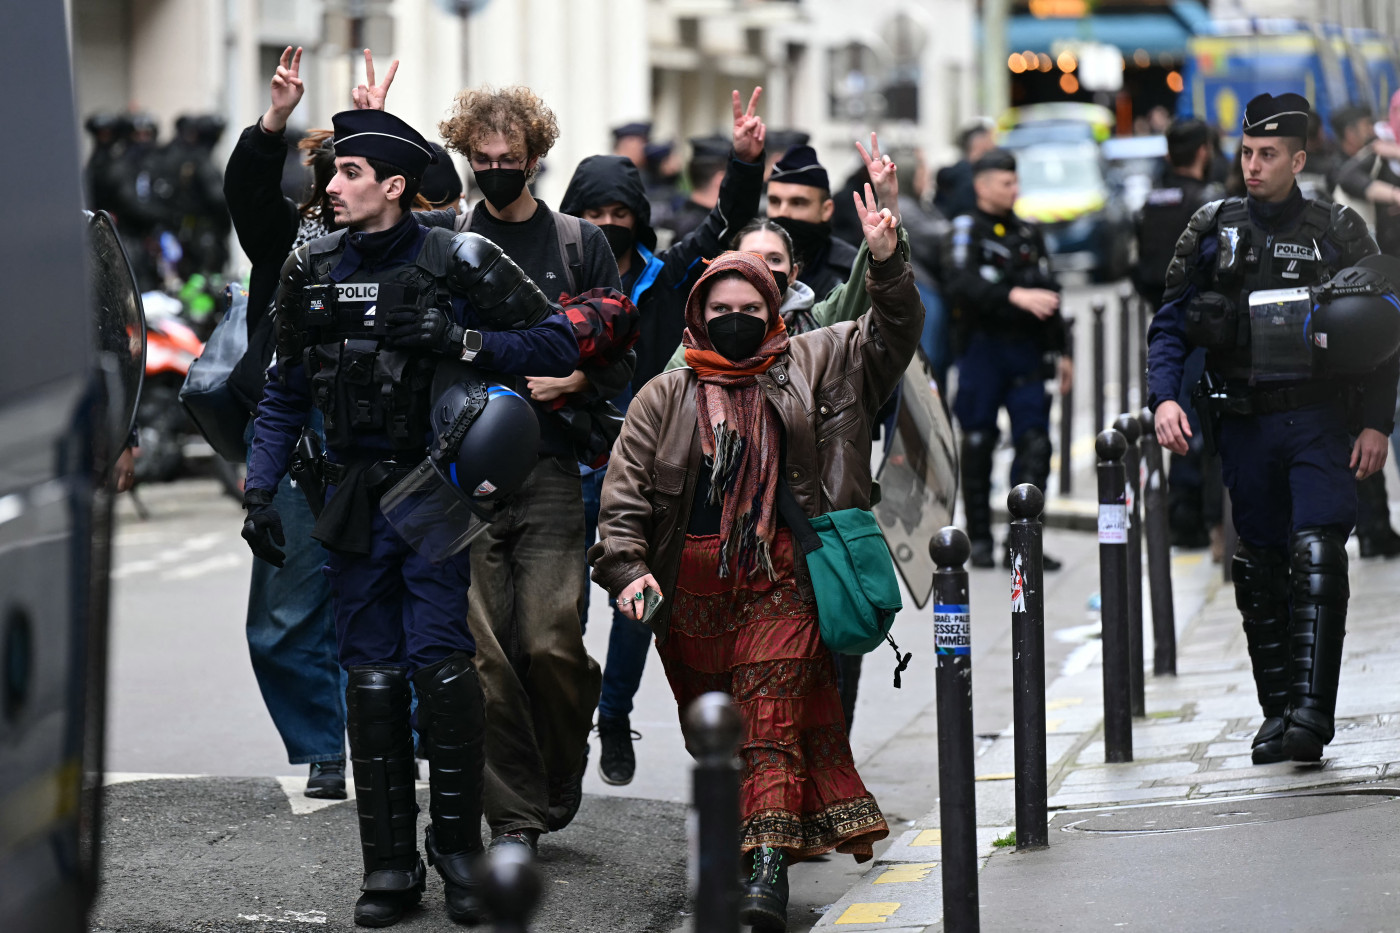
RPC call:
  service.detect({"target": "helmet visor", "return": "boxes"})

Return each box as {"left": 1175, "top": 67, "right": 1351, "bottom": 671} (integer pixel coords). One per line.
{"left": 379, "top": 458, "right": 491, "bottom": 563}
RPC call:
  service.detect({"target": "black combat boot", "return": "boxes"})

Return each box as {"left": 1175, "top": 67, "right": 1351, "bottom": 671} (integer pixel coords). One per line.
{"left": 1355, "top": 472, "right": 1400, "bottom": 558}
{"left": 413, "top": 653, "right": 487, "bottom": 925}
{"left": 1232, "top": 544, "right": 1292, "bottom": 764}
{"left": 961, "top": 430, "right": 996, "bottom": 568}
{"left": 346, "top": 666, "right": 426, "bottom": 927}
{"left": 1283, "top": 527, "right": 1350, "bottom": 763}
{"left": 739, "top": 846, "right": 789, "bottom": 933}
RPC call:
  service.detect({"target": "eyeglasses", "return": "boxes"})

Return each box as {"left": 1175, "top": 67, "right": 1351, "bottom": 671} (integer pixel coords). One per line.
{"left": 469, "top": 154, "right": 524, "bottom": 171}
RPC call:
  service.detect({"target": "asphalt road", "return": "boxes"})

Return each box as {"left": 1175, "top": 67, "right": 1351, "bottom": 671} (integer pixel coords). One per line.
{"left": 96, "top": 281, "right": 1137, "bottom": 931}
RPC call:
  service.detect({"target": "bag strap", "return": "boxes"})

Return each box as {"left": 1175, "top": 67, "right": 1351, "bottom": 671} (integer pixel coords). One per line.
{"left": 553, "top": 211, "right": 585, "bottom": 296}
{"left": 776, "top": 472, "right": 823, "bottom": 554}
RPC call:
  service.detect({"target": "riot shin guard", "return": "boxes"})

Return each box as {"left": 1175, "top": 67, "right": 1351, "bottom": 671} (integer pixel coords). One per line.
{"left": 961, "top": 430, "right": 996, "bottom": 566}
{"left": 346, "top": 666, "right": 425, "bottom": 926}
{"left": 413, "top": 653, "right": 487, "bottom": 924}
{"left": 1284, "top": 527, "right": 1350, "bottom": 761}
{"left": 1232, "top": 544, "right": 1291, "bottom": 763}
{"left": 1010, "top": 427, "right": 1052, "bottom": 492}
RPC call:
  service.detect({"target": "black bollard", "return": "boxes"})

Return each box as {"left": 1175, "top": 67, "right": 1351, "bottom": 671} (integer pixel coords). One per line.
{"left": 1114, "top": 413, "right": 1145, "bottom": 718}
{"left": 485, "top": 844, "right": 543, "bottom": 933}
{"left": 931, "top": 527, "right": 979, "bottom": 933}
{"left": 1058, "top": 317, "right": 1076, "bottom": 497}
{"left": 1007, "top": 485, "right": 1048, "bottom": 850}
{"left": 686, "top": 692, "right": 742, "bottom": 933}
{"left": 1117, "top": 286, "right": 1133, "bottom": 417}
{"left": 1096, "top": 430, "right": 1134, "bottom": 763}
{"left": 1137, "top": 298, "right": 1149, "bottom": 416}
{"left": 1139, "top": 407, "right": 1177, "bottom": 676}
{"left": 1092, "top": 299, "right": 1106, "bottom": 439}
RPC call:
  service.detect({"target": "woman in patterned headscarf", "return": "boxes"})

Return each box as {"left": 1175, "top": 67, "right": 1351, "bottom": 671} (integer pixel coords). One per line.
{"left": 591, "top": 185, "right": 924, "bottom": 932}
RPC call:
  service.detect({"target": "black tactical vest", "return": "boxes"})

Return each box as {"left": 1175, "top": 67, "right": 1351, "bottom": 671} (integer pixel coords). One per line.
{"left": 1205, "top": 197, "right": 1338, "bottom": 380}
{"left": 299, "top": 228, "right": 457, "bottom": 452}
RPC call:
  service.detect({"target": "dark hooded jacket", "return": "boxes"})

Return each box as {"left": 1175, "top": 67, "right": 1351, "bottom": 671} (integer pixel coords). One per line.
{"left": 560, "top": 150, "right": 765, "bottom": 395}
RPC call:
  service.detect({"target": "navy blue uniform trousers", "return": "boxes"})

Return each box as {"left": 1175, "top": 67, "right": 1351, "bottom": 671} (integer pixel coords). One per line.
{"left": 323, "top": 505, "right": 475, "bottom": 674}
{"left": 1216, "top": 402, "right": 1357, "bottom": 551}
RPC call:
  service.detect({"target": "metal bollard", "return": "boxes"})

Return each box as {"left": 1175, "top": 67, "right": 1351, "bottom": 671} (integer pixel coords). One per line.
{"left": 931, "top": 527, "right": 979, "bottom": 933}
{"left": 485, "top": 844, "right": 543, "bottom": 933}
{"left": 686, "top": 692, "right": 742, "bottom": 933}
{"left": 1058, "top": 317, "right": 1076, "bottom": 497}
{"left": 1007, "top": 485, "right": 1048, "bottom": 850}
{"left": 1096, "top": 430, "right": 1134, "bottom": 763}
{"left": 1139, "top": 407, "right": 1177, "bottom": 676}
{"left": 1137, "top": 298, "right": 1150, "bottom": 415}
{"left": 1092, "top": 299, "right": 1106, "bottom": 438}
{"left": 1117, "top": 286, "right": 1133, "bottom": 417}
{"left": 1113, "top": 413, "right": 1145, "bottom": 718}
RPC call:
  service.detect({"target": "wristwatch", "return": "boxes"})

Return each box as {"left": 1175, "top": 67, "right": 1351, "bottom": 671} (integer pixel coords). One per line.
{"left": 459, "top": 328, "right": 483, "bottom": 362}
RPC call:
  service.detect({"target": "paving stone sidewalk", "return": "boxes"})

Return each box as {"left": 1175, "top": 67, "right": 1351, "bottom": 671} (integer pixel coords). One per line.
{"left": 813, "top": 547, "right": 1400, "bottom": 930}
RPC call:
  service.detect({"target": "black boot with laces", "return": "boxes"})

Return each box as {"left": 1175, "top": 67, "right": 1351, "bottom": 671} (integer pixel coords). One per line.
{"left": 739, "top": 846, "right": 788, "bottom": 932}
{"left": 596, "top": 717, "right": 640, "bottom": 786}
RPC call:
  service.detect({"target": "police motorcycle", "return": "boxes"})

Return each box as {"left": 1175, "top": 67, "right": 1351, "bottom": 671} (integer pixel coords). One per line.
{"left": 1188, "top": 253, "right": 1400, "bottom": 446}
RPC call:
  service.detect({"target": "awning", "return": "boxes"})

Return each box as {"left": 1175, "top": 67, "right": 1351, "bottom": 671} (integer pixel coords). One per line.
{"left": 1003, "top": 1, "right": 1211, "bottom": 59}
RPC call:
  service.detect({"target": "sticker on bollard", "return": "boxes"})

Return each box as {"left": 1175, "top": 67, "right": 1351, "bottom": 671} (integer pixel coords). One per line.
{"left": 1098, "top": 503, "right": 1127, "bottom": 544}
{"left": 935, "top": 604, "right": 971, "bottom": 655}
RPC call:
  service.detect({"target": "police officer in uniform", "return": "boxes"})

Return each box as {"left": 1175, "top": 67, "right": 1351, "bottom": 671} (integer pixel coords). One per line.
{"left": 1148, "top": 93, "right": 1398, "bottom": 765}
{"left": 943, "top": 148, "right": 1071, "bottom": 569}
{"left": 241, "top": 109, "right": 579, "bottom": 927}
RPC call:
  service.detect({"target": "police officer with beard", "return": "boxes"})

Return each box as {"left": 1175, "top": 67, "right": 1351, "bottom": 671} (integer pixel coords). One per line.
{"left": 943, "top": 147, "right": 1071, "bottom": 570}
{"left": 1148, "top": 93, "right": 1398, "bottom": 766}
{"left": 241, "top": 108, "right": 578, "bottom": 927}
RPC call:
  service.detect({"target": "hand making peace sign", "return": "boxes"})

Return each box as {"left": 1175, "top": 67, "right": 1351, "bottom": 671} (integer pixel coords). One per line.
{"left": 262, "top": 46, "right": 304, "bottom": 134}
{"left": 856, "top": 132, "right": 901, "bottom": 225}
{"left": 732, "top": 87, "right": 766, "bottom": 164}
{"left": 853, "top": 183, "right": 899, "bottom": 263}
{"left": 351, "top": 48, "right": 399, "bottom": 111}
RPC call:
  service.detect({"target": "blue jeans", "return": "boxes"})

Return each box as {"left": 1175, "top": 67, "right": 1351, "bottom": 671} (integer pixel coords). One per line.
{"left": 581, "top": 466, "right": 653, "bottom": 721}
{"left": 246, "top": 469, "right": 346, "bottom": 765}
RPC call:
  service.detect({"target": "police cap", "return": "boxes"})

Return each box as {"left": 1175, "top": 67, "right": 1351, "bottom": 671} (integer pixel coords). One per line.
{"left": 1241, "top": 93, "right": 1310, "bottom": 140}
{"left": 765, "top": 129, "right": 811, "bottom": 160}
{"left": 972, "top": 147, "right": 1017, "bottom": 175}
{"left": 612, "top": 121, "right": 652, "bottom": 142}
{"left": 689, "top": 134, "right": 731, "bottom": 162}
{"left": 330, "top": 109, "right": 438, "bottom": 179}
{"left": 769, "top": 145, "right": 830, "bottom": 191}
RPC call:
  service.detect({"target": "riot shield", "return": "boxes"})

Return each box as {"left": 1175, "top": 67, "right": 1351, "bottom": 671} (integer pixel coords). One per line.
{"left": 86, "top": 210, "right": 145, "bottom": 469}
{"left": 874, "top": 357, "right": 959, "bottom": 609}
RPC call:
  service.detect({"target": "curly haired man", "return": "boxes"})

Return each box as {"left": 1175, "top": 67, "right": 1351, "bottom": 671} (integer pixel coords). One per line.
{"left": 430, "top": 86, "right": 626, "bottom": 858}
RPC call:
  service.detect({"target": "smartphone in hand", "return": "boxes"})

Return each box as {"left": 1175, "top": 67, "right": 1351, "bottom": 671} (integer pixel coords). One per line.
{"left": 640, "top": 587, "right": 665, "bottom": 626}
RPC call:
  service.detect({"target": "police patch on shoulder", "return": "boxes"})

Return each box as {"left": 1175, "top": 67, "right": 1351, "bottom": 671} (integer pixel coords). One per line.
{"left": 1273, "top": 242, "right": 1317, "bottom": 261}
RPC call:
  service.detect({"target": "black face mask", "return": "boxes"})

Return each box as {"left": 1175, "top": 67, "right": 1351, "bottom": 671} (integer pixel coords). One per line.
{"left": 707, "top": 312, "right": 769, "bottom": 362}
{"left": 599, "top": 223, "right": 635, "bottom": 261}
{"left": 771, "top": 270, "right": 789, "bottom": 297}
{"left": 772, "top": 216, "right": 831, "bottom": 267}
{"left": 474, "top": 168, "right": 528, "bottom": 211}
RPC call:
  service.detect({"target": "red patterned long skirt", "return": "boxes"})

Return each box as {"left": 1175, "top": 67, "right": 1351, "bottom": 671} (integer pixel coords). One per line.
{"left": 658, "top": 530, "right": 889, "bottom": 862}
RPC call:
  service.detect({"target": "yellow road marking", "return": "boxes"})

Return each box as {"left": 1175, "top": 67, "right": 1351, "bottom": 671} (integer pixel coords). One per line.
{"left": 836, "top": 902, "right": 902, "bottom": 924}
{"left": 976, "top": 772, "right": 1015, "bottom": 781}
{"left": 1047, "top": 718, "right": 1065, "bottom": 732}
{"left": 1046, "top": 697, "right": 1083, "bottom": 710}
{"left": 911, "top": 829, "right": 941, "bottom": 846}
{"left": 874, "top": 863, "right": 938, "bottom": 884}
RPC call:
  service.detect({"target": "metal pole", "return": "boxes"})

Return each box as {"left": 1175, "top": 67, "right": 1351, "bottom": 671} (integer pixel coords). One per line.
{"left": 686, "top": 693, "right": 742, "bottom": 933}
{"left": 1007, "top": 485, "right": 1048, "bottom": 850}
{"left": 1117, "top": 286, "right": 1133, "bottom": 418}
{"left": 931, "top": 527, "right": 979, "bottom": 933}
{"left": 485, "top": 845, "right": 543, "bottom": 933}
{"left": 1092, "top": 299, "right": 1106, "bottom": 435}
{"left": 1137, "top": 297, "right": 1150, "bottom": 413}
{"left": 1139, "top": 407, "right": 1177, "bottom": 676}
{"left": 1096, "top": 430, "right": 1133, "bottom": 763}
{"left": 1114, "top": 413, "right": 1145, "bottom": 718}
{"left": 1058, "top": 317, "right": 1076, "bottom": 497}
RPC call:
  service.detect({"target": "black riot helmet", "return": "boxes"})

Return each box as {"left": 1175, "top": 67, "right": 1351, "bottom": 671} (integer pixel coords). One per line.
{"left": 379, "top": 362, "right": 539, "bottom": 563}
{"left": 1307, "top": 255, "right": 1400, "bottom": 375}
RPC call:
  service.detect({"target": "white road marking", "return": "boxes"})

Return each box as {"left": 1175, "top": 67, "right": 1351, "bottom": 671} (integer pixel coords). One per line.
{"left": 161, "top": 552, "right": 244, "bottom": 581}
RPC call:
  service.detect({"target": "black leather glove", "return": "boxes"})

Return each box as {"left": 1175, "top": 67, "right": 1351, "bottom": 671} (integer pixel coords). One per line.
{"left": 242, "top": 487, "right": 286, "bottom": 568}
{"left": 384, "top": 305, "right": 465, "bottom": 355}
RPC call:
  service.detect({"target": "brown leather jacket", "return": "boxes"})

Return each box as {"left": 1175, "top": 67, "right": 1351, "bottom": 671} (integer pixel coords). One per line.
{"left": 588, "top": 255, "right": 924, "bottom": 638}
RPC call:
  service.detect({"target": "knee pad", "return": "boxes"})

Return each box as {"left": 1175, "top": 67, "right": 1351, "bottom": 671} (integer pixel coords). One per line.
{"left": 412, "top": 653, "right": 485, "bottom": 743}
{"left": 961, "top": 430, "right": 996, "bottom": 479}
{"left": 1011, "top": 428, "right": 1052, "bottom": 489}
{"left": 1290, "top": 527, "right": 1350, "bottom": 605}
{"left": 1231, "top": 543, "right": 1290, "bottom": 616}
